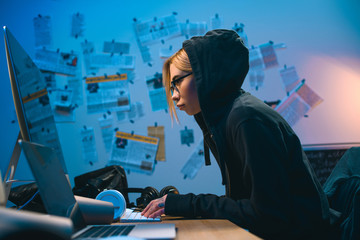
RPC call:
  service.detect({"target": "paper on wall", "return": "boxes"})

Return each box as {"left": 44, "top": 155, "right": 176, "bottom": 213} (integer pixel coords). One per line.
{"left": 71, "top": 12, "right": 85, "bottom": 38}
{"left": 180, "top": 21, "right": 207, "bottom": 38}
{"left": 103, "top": 41, "right": 130, "bottom": 55}
{"left": 159, "top": 46, "right": 175, "bottom": 59}
{"left": 67, "top": 74, "right": 83, "bottom": 105}
{"left": 148, "top": 126, "right": 165, "bottom": 161}
{"left": 89, "top": 54, "right": 135, "bottom": 69}
{"left": 248, "top": 70, "right": 265, "bottom": 90}
{"left": 43, "top": 72, "right": 56, "bottom": 90}
{"left": 146, "top": 73, "right": 168, "bottom": 112}
{"left": 133, "top": 14, "right": 181, "bottom": 46}
{"left": 116, "top": 101, "right": 145, "bottom": 123}
{"left": 33, "top": 15, "right": 52, "bottom": 48}
{"left": 259, "top": 42, "right": 279, "bottom": 69}
{"left": 80, "top": 127, "right": 98, "bottom": 165}
{"left": 249, "top": 47, "right": 265, "bottom": 70}
{"left": 232, "top": 23, "right": 248, "bottom": 48}
{"left": 275, "top": 80, "right": 323, "bottom": 126}
{"left": 108, "top": 131, "right": 159, "bottom": 175}
{"left": 81, "top": 40, "right": 95, "bottom": 74}
{"left": 33, "top": 48, "right": 79, "bottom": 76}
{"left": 181, "top": 139, "right": 204, "bottom": 180}
{"left": 48, "top": 88, "right": 76, "bottom": 123}
{"left": 279, "top": 65, "right": 301, "bottom": 94}
{"left": 210, "top": 14, "right": 222, "bottom": 30}
{"left": 180, "top": 126, "right": 194, "bottom": 146}
{"left": 98, "top": 114, "right": 114, "bottom": 152}
{"left": 85, "top": 73, "right": 131, "bottom": 114}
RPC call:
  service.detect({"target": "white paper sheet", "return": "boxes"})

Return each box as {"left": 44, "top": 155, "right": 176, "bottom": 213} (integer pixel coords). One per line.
{"left": 181, "top": 139, "right": 204, "bottom": 180}
{"left": 108, "top": 131, "right": 159, "bottom": 175}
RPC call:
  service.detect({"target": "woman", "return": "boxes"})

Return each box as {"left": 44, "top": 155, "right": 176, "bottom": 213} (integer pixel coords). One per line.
{"left": 142, "top": 29, "right": 338, "bottom": 239}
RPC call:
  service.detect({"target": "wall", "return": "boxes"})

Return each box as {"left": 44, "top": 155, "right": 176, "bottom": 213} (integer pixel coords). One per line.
{"left": 0, "top": 0, "right": 359, "bottom": 203}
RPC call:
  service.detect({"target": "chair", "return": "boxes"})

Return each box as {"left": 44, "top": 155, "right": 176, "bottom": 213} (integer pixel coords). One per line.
{"left": 323, "top": 147, "right": 360, "bottom": 240}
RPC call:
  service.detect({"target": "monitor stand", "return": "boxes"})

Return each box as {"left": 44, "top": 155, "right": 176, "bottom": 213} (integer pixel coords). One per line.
{"left": 2, "top": 132, "right": 35, "bottom": 205}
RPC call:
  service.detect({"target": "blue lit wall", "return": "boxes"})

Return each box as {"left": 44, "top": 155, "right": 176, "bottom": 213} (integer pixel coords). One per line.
{"left": 1, "top": 0, "right": 359, "bottom": 203}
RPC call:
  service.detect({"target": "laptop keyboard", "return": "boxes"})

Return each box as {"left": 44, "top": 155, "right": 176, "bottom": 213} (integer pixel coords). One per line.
{"left": 74, "top": 225, "right": 135, "bottom": 239}
{"left": 121, "top": 208, "right": 161, "bottom": 222}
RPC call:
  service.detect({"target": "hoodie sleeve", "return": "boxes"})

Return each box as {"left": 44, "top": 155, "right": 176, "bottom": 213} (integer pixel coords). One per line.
{"left": 165, "top": 118, "right": 298, "bottom": 235}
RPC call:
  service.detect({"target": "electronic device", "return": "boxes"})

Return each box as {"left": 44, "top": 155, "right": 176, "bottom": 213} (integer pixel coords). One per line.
{"left": 0, "top": 171, "right": 73, "bottom": 240}
{"left": 20, "top": 140, "right": 176, "bottom": 239}
{"left": 2, "top": 26, "right": 67, "bottom": 203}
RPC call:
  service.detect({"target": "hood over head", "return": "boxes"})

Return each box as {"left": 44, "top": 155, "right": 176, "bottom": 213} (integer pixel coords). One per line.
{"left": 183, "top": 29, "right": 249, "bottom": 126}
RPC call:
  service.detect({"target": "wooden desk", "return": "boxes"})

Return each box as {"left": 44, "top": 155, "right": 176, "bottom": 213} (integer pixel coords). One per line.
{"left": 117, "top": 217, "right": 262, "bottom": 240}
{"left": 162, "top": 217, "right": 262, "bottom": 240}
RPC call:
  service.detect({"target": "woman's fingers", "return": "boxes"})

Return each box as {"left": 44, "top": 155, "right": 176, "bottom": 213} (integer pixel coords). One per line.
{"left": 149, "top": 208, "right": 165, "bottom": 218}
{"left": 141, "top": 194, "right": 167, "bottom": 218}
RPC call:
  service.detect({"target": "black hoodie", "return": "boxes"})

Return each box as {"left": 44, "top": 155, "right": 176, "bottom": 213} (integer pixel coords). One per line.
{"left": 165, "top": 29, "right": 336, "bottom": 239}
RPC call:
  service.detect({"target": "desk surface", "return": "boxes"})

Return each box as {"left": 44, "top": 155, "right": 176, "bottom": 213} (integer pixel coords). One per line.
{"left": 117, "top": 217, "right": 262, "bottom": 240}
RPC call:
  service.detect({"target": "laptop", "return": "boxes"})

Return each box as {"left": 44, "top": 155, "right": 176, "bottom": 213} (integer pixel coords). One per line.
{"left": 19, "top": 140, "right": 176, "bottom": 239}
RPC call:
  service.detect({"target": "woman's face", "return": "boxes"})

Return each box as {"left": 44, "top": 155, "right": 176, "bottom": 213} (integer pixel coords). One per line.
{"left": 170, "top": 64, "right": 201, "bottom": 116}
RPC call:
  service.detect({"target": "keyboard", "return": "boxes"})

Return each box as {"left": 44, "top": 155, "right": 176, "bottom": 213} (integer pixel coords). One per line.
{"left": 74, "top": 225, "right": 135, "bottom": 239}
{"left": 120, "top": 208, "right": 161, "bottom": 223}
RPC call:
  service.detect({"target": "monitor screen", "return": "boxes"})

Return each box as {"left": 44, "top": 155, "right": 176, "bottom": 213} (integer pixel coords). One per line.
{"left": 3, "top": 26, "right": 67, "bottom": 182}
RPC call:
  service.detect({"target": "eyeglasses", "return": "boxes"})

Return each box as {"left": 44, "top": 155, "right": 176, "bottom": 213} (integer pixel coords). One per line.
{"left": 170, "top": 72, "right": 193, "bottom": 94}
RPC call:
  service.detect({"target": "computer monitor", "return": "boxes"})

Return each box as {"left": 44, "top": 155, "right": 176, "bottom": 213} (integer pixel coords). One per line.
{"left": 2, "top": 26, "right": 67, "bottom": 203}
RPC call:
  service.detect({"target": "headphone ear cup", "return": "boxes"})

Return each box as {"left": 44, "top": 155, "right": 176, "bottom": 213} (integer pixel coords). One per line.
{"left": 159, "top": 186, "right": 179, "bottom": 197}
{"left": 136, "top": 186, "right": 160, "bottom": 209}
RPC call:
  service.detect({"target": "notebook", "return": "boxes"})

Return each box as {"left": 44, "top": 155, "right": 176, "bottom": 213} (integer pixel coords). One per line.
{"left": 19, "top": 140, "right": 176, "bottom": 240}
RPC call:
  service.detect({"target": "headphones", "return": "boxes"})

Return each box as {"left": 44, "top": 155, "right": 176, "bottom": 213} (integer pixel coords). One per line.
{"left": 135, "top": 186, "right": 179, "bottom": 209}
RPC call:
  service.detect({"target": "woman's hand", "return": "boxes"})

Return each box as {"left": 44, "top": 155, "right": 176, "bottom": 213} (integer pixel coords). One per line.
{"left": 141, "top": 194, "right": 167, "bottom": 218}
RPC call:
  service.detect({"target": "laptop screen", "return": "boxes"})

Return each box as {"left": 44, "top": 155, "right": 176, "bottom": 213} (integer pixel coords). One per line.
{"left": 18, "top": 140, "right": 87, "bottom": 230}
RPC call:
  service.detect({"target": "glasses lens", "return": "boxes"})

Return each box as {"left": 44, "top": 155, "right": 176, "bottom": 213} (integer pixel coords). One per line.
{"left": 170, "top": 82, "right": 177, "bottom": 94}
{"left": 170, "top": 72, "right": 192, "bottom": 95}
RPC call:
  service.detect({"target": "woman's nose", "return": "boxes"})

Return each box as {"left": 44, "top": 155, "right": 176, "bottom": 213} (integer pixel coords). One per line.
{"left": 171, "top": 90, "right": 180, "bottom": 101}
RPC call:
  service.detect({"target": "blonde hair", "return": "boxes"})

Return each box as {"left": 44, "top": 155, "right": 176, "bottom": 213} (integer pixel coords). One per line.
{"left": 162, "top": 48, "right": 192, "bottom": 123}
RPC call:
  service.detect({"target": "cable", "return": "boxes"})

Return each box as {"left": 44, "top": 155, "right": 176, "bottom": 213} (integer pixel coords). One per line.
{"left": 17, "top": 190, "right": 39, "bottom": 210}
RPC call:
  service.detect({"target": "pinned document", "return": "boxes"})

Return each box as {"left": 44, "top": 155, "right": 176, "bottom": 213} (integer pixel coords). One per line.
{"left": 108, "top": 131, "right": 159, "bottom": 175}
{"left": 71, "top": 12, "right": 85, "bottom": 38}
{"left": 133, "top": 14, "right": 181, "bottom": 46}
{"left": 275, "top": 80, "right": 323, "bottom": 126}
{"left": 181, "top": 139, "right": 205, "bottom": 180}
{"left": 33, "top": 48, "right": 79, "bottom": 76}
{"left": 85, "top": 73, "right": 130, "bottom": 114}
{"left": 146, "top": 73, "right": 168, "bottom": 112}
{"left": 148, "top": 125, "right": 165, "bottom": 161}
{"left": 279, "top": 65, "right": 301, "bottom": 94}
{"left": 81, "top": 127, "right": 98, "bottom": 165}
{"left": 33, "top": 14, "right": 52, "bottom": 48}
{"left": 98, "top": 114, "right": 115, "bottom": 152}
{"left": 180, "top": 126, "right": 194, "bottom": 146}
